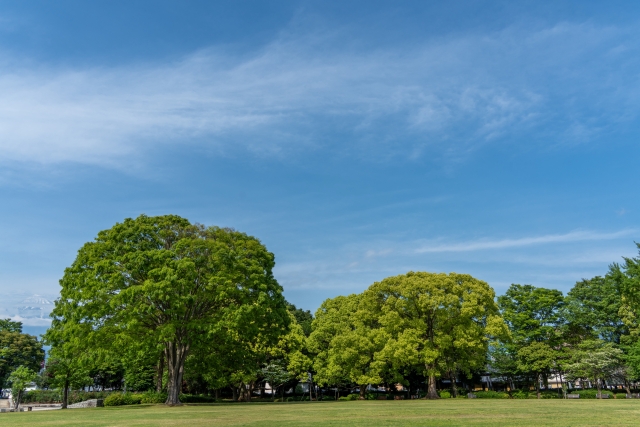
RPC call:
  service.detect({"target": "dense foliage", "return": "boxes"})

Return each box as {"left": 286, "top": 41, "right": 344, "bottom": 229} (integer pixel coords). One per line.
{"left": 6, "top": 217, "right": 639, "bottom": 406}
{"left": 0, "top": 319, "right": 44, "bottom": 394}
{"left": 44, "top": 214, "right": 292, "bottom": 405}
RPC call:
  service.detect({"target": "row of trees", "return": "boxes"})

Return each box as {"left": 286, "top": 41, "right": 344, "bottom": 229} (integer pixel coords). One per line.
{"left": 0, "top": 319, "right": 43, "bottom": 408}
{"left": 4, "top": 215, "right": 640, "bottom": 405}
{"left": 490, "top": 262, "right": 640, "bottom": 398}
{"left": 307, "top": 252, "right": 640, "bottom": 400}
{"left": 308, "top": 272, "right": 508, "bottom": 399}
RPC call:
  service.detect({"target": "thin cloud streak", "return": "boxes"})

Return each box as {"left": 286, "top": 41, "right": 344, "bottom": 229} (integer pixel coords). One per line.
{"left": 0, "top": 21, "right": 638, "bottom": 167}
{"left": 415, "top": 229, "right": 637, "bottom": 253}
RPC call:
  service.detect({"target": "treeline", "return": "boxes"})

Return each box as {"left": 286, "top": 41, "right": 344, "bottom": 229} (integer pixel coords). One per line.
{"left": 490, "top": 254, "right": 640, "bottom": 398}
{"left": 3, "top": 215, "right": 640, "bottom": 406}
{"left": 307, "top": 254, "right": 640, "bottom": 400}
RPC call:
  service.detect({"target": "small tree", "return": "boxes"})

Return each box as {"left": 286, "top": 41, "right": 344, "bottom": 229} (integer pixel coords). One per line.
{"left": 565, "top": 340, "right": 624, "bottom": 398}
{"left": 0, "top": 320, "right": 44, "bottom": 395}
{"left": 261, "top": 362, "right": 291, "bottom": 401}
{"left": 43, "top": 321, "right": 93, "bottom": 409}
{"left": 8, "top": 366, "right": 37, "bottom": 410}
{"left": 517, "top": 342, "right": 556, "bottom": 399}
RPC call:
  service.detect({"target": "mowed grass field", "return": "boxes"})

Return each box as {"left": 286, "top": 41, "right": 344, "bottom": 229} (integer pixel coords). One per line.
{"left": 3, "top": 399, "right": 640, "bottom": 427}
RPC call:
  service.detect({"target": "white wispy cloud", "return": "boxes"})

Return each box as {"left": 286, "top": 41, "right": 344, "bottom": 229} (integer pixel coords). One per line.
{"left": 415, "top": 229, "right": 637, "bottom": 253}
{"left": 274, "top": 229, "right": 638, "bottom": 293}
{"left": 8, "top": 315, "right": 51, "bottom": 327}
{"left": 0, "top": 21, "right": 637, "bottom": 167}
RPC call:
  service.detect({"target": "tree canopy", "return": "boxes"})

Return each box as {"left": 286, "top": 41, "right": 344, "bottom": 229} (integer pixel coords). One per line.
{"left": 49, "top": 214, "right": 291, "bottom": 405}
{"left": 367, "top": 272, "right": 508, "bottom": 399}
{"left": 37, "top": 220, "right": 640, "bottom": 403}
{"left": 0, "top": 319, "right": 44, "bottom": 394}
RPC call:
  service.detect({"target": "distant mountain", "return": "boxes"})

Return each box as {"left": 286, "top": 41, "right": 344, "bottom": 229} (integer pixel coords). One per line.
{"left": 0, "top": 292, "right": 56, "bottom": 327}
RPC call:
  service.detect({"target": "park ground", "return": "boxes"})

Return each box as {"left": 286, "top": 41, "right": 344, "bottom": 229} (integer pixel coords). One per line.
{"left": 2, "top": 399, "right": 639, "bottom": 426}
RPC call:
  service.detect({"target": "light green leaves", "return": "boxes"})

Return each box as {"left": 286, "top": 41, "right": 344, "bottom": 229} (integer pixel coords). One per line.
{"left": 8, "top": 365, "right": 37, "bottom": 409}
{"left": 48, "top": 214, "right": 290, "bottom": 405}
{"left": 309, "top": 272, "right": 506, "bottom": 396}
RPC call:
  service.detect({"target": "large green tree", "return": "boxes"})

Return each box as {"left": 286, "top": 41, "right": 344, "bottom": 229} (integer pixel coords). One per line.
{"left": 50, "top": 214, "right": 290, "bottom": 405}
{"left": 610, "top": 243, "right": 640, "bottom": 312}
{"left": 308, "top": 294, "right": 387, "bottom": 398}
{"left": 287, "top": 303, "right": 313, "bottom": 337}
{"left": 608, "top": 244, "right": 640, "bottom": 380}
{"left": 564, "top": 276, "right": 627, "bottom": 344}
{"left": 497, "top": 284, "right": 565, "bottom": 392}
{"left": 498, "top": 284, "right": 565, "bottom": 345}
{"left": 365, "top": 272, "right": 507, "bottom": 399}
{"left": 0, "top": 319, "right": 44, "bottom": 394}
{"left": 516, "top": 341, "right": 556, "bottom": 398}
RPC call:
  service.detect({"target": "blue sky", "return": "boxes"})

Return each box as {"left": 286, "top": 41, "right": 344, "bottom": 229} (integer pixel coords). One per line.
{"left": 1, "top": 0, "right": 640, "bottom": 326}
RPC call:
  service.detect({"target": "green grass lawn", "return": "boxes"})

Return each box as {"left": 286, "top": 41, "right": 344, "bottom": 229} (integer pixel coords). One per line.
{"left": 3, "top": 399, "right": 640, "bottom": 427}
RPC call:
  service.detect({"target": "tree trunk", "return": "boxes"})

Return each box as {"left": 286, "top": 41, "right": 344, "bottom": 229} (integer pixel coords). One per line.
{"left": 359, "top": 384, "right": 366, "bottom": 400}
{"left": 426, "top": 375, "right": 439, "bottom": 399}
{"left": 13, "top": 390, "right": 22, "bottom": 410}
{"left": 536, "top": 374, "right": 541, "bottom": 399}
{"left": 239, "top": 385, "right": 244, "bottom": 401}
{"left": 624, "top": 379, "right": 631, "bottom": 396}
{"left": 156, "top": 351, "right": 165, "bottom": 393}
{"left": 231, "top": 386, "right": 238, "bottom": 402}
{"left": 246, "top": 382, "right": 252, "bottom": 402}
{"left": 596, "top": 378, "right": 602, "bottom": 399}
{"left": 164, "top": 342, "right": 188, "bottom": 405}
{"left": 450, "top": 370, "right": 458, "bottom": 398}
{"left": 62, "top": 379, "right": 69, "bottom": 409}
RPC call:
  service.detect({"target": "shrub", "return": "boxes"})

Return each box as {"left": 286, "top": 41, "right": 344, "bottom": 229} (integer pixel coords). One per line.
{"left": 474, "top": 391, "right": 509, "bottom": 399}
{"left": 22, "top": 390, "right": 61, "bottom": 403}
{"left": 104, "top": 394, "right": 127, "bottom": 406}
{"left": 539, "top": 391, "right": 561, "bottom": 399}
{"left": 22, "top": 390, "right": 117, "bottom": 404}
{"left": 574, "top": 390, "right": 614, "bottom": 399}
{"left": 179, "top": 394, "right": 215, "bottom": 403}
{"left": 104, "top": 392, "right": 143, "bottom": 406}
{"left": 338, "top": 394, "right": 359, "bottom": 401}
{"left": 125, "top": 393, "right": 143, "bottom": 405}
{"left": 438, "top": 391, "right": 451, "bottom": 399}
{"left": 320, "top": 395, "right": 335, "bottom": 401}
{"left": 365, "top": 392, "right": 382, "bottom": 400}
{"left": 140, "top": 391, "right": 167, "bottom": 404}
{"left": 510, "top": 390, "right": 531, "bottom": 399}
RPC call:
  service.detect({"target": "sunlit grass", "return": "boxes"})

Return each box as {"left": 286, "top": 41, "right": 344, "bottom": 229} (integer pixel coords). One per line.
{"left": 3, "top": 399, "right": 640, "bottom": 426}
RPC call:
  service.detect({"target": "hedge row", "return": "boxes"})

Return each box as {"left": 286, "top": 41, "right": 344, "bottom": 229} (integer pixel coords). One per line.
{"left": 104, "top": 392, "right": 217, "bottom": 406}
{"left": 104, "top": 392, "right": 166, "bottom": 406}
{"left": 572, "top": 390, "right": 615, "bottom": 399}
{"left": 22, "top": 390, "right": 115, "bottom": 404}
{"left": 21, "top": 388, "right": 626, "bottom": 405}
{"left": 471, "top": 390, "right": 618, "bottom": 399}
